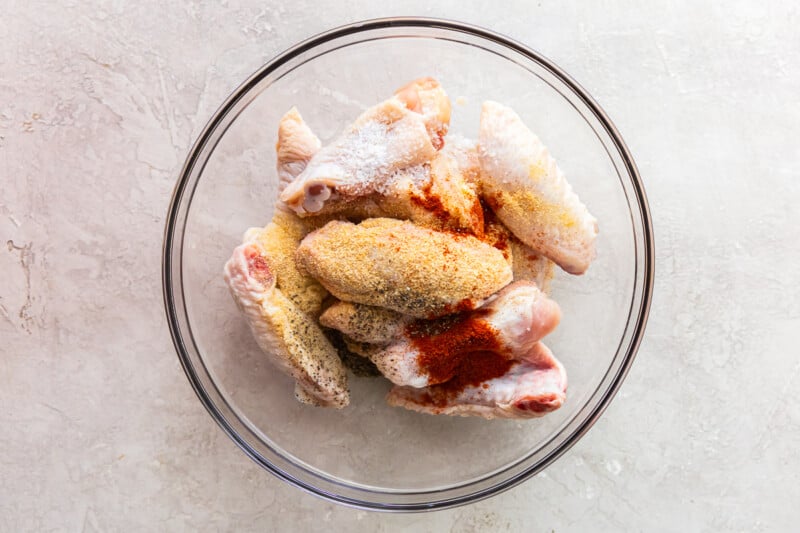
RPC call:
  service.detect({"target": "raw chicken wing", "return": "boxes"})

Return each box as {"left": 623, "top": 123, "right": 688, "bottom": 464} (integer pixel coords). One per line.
{"left": 295, "top": 150, "right": 483, "bottom": 235}
{"left": 386, "top": 342, "right": 566, "bottom": 419}
{"left": 358, "top": 281, "right": 560, "bottom": 387}
{"left": 479, "top": 101, "right": 598, "bottom": 274}
{"left": 296, "top": 218, "right": 512, "bottom": 318}
{"left": 280, "top": 78, "right": 450, "bottom": 214}
{"left": 224, "top": 241, "right": 349, "bottom": 408}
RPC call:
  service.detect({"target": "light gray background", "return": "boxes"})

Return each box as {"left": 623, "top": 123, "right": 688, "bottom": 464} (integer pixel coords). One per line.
{"left": 2, "top": 1, "right": 798, "bottom": 531}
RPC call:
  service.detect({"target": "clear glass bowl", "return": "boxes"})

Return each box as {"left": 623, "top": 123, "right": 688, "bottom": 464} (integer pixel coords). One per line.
{"left": 162, "top": 18, "right": 654, "bottom": 511}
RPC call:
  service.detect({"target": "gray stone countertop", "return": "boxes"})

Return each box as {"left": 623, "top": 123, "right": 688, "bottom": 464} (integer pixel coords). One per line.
{"left": 2, "top": 1, "right": 798, "bottom": 531}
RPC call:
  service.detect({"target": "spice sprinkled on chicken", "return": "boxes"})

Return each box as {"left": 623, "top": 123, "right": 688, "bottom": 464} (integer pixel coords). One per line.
{"left": 224, "top": 241, "right": 349, "bottom": 408}
{"left": 387, "top": 342, "right": 566, "bottom": 419}
{"left": 296, "top": 218, "right": 512, "bottom": 318}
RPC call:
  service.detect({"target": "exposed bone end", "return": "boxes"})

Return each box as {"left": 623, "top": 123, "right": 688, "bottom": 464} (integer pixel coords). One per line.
{"left": 302, "top": 182, "right": 334, "bottom": 213}
{"left": 242, "top": 244, "right": 275, "bottom": 287}
{"left": 279, "top": 180, "right": 333, "bottom": 215}
{"left": 279, "top": 165, "right": 341, "bottom": 215}
{"left": 223, "top": 242, "right": 277, "bottom": 302}
{"left": 512, "top": 344, "right": 568, "bottom": 415}
{"left": 513, "top": 392, "right": 564, "bottom": 414}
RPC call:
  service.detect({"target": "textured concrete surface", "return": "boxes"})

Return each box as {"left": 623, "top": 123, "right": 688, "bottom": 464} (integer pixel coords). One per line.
{"left": 2, "top": 1, "right": 799, "bottom": 531}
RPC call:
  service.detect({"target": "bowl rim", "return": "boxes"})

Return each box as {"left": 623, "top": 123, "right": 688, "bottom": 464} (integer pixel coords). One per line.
{"left": 162, "top": 16, "right": 655, "bottom": 512}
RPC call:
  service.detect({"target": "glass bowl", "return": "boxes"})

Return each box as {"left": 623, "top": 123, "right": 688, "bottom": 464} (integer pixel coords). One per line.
{"left": 162, "top": 18, "right": 654, "bottom": 511}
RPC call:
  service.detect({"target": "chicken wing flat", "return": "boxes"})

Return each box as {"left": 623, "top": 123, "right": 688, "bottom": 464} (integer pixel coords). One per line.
{"left": 296, "top": 218, "right": 512, "bottom": 318}
{"left": 296, "top": 150, "right": 483, "bottom": 235}
{"left": 373, "top": 150, "right": 483, "bottom": 235}
{"left": 280, "top": 78, "right": 450, "bottom": 215}
{"left": 277, "top": 99, "right": 480, "bottom": 234}
{"left": 224, "top": 241, "right": 349, "bottom": 408}
{"left": 386, "top": 342, "right": 566, "bottom": 419}
{"left": 479, "top": 101, "right": 598, "bottom": 274}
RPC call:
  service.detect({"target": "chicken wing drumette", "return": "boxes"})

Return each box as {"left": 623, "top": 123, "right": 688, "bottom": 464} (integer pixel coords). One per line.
{"left": 387, "top": 342, "right": 567, "bottom": 419}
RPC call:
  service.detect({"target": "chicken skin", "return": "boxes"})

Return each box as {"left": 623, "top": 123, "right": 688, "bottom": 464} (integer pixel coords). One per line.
{"left": 480, "top": 207, "right": 554, "bottom": 292}
{"left": 243, "top": 211, "right": 330, "bottom": 318}
{"left": 224, "top": 241, "right": 349, "bottom": 408}
{"left": 479, "top": 101, "right": 598, "bottom": 274}
{"left": 330, "top": 282, "right": 560, "bottom": 388}
{"left": 370, "top": 150, "right": 483, "bottom": 235}
{"left": 440, "top": 134, "right": 481, "bottom": 186}
{"left": 276, "top": 98, "right": 479, "bottom": 234}
{"left": 276, "top": 107, "right": 322, "bottom": 193}
{"left": 287, "top": 149, "right": 483, "bottom": 235}
{"left": 296, "top": 218, "right": 512, "bottom": 318}
{"left": 280, "top": 78, "right": 450, "bottom": 215}
{"left": 319, "top": 301, "right": 405, "bottom": 344}
{"left": 393, "top": 76, "right": 451, "bottom": 149}
{"left": 242, "top": 109, "right": 331, "bottom": 317}
{"left": 386, "top": 342, "right": 566, "bottom": 419}
{"left": 510, "top": 239, "right": 554, "bottom": 293}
